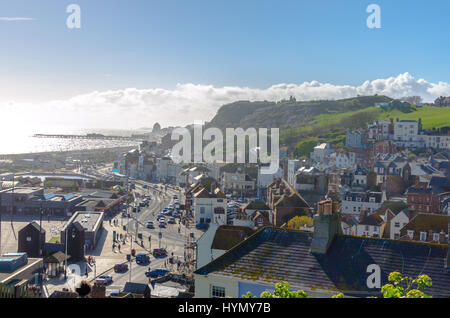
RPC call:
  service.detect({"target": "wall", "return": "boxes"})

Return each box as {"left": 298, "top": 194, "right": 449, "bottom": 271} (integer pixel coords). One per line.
{"left": 194, "top": 275, "right": 239, "bottom": 298}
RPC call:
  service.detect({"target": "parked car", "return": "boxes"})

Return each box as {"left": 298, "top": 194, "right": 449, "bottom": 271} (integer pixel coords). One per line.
{"left": 168, "top": 217, "right": 176, "bottom": 224}
{"left": 95, "top": 275, "right": 113, "bottom": 285}
{"left": 136, "top": 253, "right": 150, "bottom": 264}
{"left": 109, "top": 289, "right": 121, "bottom": 297}
{"left": 146, "top": 221, "right": 154, "bottom": 229}
{"left": 114, "top": 263, "right": 128, "bottom": 272}
{"left": 196, "top": 223, "right": 209, "bottom": 230}
{"left": 143, "top": 184, "right": 148, "bottom": 189}
{"left": 172, "top": 212, "right": 179, "bottom": 218}
{"left": 159, "top": 220, "right": 166, "bottom": 228}
{"left": 157, "top": 214, "right": 165, "bottom": 221}
{"left": 152, "top": 248, "right": 168, "bottom": 257}
{"left": 145, "top": 268, "right": 170, "bottom": 278}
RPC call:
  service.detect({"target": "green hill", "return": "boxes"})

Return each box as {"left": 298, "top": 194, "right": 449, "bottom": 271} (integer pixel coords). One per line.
{"left": 207, "top": 95, "right": 393, "bottom": 130}
{"left": 205, "top": 95, "right": 450, "bottom": 158}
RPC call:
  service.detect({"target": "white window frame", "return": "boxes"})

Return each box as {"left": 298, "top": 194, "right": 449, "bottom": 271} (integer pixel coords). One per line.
{"left": 419, "top": 231, "right": 427, "bottom": 242}
{"left": 211, "top": 285, "right": 225, "bottom": 298}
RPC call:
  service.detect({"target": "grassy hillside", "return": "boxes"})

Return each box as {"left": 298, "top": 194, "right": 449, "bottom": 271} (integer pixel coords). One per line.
{"left": 206, "top": 95, "right": 393, "bottom": 130}
{"left": 205, "top": 95, "right": 450, "bottom": 159}
{"left": 283, "top": 105, "right": 450, "bottom": 157}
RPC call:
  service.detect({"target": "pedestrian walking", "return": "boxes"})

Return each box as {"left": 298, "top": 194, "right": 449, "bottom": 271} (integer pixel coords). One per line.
{"left": 118, "top": 244, "right": 121, "bottom": 252}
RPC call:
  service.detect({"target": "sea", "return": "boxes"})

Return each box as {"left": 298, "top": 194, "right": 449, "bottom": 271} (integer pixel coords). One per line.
{"left": 0, "top": 127, "right": 143, "bottom": 155}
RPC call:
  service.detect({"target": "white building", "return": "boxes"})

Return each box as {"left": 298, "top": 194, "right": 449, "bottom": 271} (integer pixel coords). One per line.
{"left": 393, "top": 119, "right": 422, "bottom": 148}
{"left": 341, "top": 191, "right": 385, "bottom": 216}
{"left": 156, "top": 157, "right": 181, "bottom": 183}
{"left": 389, "top": 210, "right": 410, "bottom": 240}
{"left": 192, "top": 187, "right": 228, "bottom": 225}
{"left": 287, "top": 160, "right": 301, "bottom": 186}
{"left": 310, "top": 143, "right": 333, "bottom": 162}
{"left": 335, "top": 152, "right": 356, "bottom": 169}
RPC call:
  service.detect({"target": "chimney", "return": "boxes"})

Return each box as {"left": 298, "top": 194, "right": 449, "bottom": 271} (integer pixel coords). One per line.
{"left": 396, "top": 117, "right": 399, "bottom": 122}
{"left": 310, "top": 200, "right": 341, "bottom": 255}
{"left": 91, "top": 283, "right": 106, "bottom": 298}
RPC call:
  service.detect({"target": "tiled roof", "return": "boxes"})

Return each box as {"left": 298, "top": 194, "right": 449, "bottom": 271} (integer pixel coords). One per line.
{"left": 400, "top": 214, "right": 450, "bottom": 240}
{"left": 195, "top": 227, "right": 450, "bottom": 297}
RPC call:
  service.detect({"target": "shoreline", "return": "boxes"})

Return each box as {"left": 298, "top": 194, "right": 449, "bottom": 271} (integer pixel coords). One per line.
{"left": 0, "top": 145, "right": 136, "bottom": 158}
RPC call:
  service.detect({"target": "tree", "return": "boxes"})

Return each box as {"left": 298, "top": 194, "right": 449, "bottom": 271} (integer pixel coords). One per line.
{"left": 379, "top": 272, "right": 432, "bottom": 298}
{"left": 242, "top": 282, "right": 309, "bottom": 298}
{"left": 242, "top": 273, "right": 432, "bottom": 298}
{"left": 287, "top": 216, "right": 313, "bottom": 229}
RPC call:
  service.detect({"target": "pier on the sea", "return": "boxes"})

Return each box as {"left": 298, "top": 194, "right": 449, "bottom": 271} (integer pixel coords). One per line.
{"left": 33, "top": 133, "right": 144, "bottom": 141}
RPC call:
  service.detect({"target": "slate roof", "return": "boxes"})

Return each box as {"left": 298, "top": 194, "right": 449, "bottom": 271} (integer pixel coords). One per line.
{"left": 358, "top": 213, "right": 384, "bottom": 226}
{"left": 244, "top": 201, "right": 271, "bottom": 211}
{"left": 211, "top": 225, "right": 255, "bottom": 251}
{"left": 195, "top": 227, "right": 450, "bottom": 297}
{"left": 21, "top": 221, "right": 45, "bottom": 234}
{"left": 123, "top": 282, "right": 150, "bottom": 295}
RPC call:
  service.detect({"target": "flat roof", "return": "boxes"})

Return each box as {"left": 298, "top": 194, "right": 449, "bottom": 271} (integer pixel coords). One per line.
{"left": 0, "top": 258, "right": 42, "bottom": 284}
{"left": 65, "top": 211, "right": 104, "bottom": 232}
{"left": 0, "top": 187, "right": 42, "bottom": 194}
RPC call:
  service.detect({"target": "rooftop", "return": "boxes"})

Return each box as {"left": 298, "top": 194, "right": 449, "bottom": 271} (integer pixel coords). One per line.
{"left": 195, "top": 227, "right": 450, "bottom": 297}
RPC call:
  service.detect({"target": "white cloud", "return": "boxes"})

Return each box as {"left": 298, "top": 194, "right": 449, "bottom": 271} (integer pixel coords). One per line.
{"left": 0, "top": 17, "right": 34, "bottom": 21}
{"left": 2, "top": 72, "right": 449, "bottom": 130}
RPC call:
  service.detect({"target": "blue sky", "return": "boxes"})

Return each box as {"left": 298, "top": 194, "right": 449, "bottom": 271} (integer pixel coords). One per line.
{"left": 0, "top": 0, "right": 449, "bottom": 128}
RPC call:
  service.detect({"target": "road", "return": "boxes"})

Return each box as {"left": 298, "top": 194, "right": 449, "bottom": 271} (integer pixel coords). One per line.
{"left": 101, "top": 181, "right": 201, "bottom": 294}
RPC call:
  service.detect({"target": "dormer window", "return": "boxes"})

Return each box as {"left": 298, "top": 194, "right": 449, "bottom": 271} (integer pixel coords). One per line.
{"left": 419, "top": 231, "right": 427, "bottom": 242}
{"left": 407, "top": 230, "right": 414, "bottom": 239}
{"left": 433, "top": 233, "right": 440, "bottom": 242}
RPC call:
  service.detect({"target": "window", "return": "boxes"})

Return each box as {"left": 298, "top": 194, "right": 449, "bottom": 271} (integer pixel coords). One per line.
{"left": 211, "top": 286, "right": 225, "bottom": 298}
{"left": 420, "top": 231, "right": 427, "bottom": 242}
{"left": 394, "top": 222, "right": 400, "bottom": 228}
{"left": 200, "top": 207, "right": 205, "bottom": 214}
{"left": 407, "top": 230, "right": 414, "bottom": 239}
{"left": 365, "top": 225, "right": 369, "bottom": 231}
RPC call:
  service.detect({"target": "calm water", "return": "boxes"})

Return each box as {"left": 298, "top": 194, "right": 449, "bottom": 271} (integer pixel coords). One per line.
{"left": 0, "top": 127, "right": 142, "bottom": 155}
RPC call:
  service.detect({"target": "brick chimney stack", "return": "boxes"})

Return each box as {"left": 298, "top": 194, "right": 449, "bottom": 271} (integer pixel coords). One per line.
{"left": 310, "top": 200, "right": 341, "bottom": 255}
